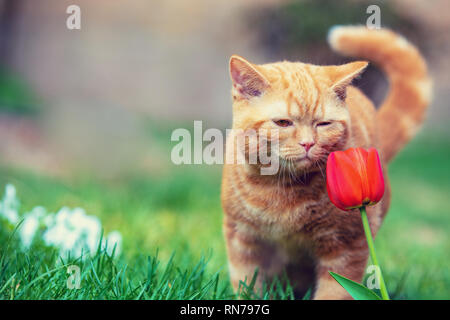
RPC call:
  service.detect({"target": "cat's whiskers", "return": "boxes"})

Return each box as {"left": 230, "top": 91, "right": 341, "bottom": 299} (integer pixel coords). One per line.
{"left": 314, "top": 159, "right": 326, "bottom": 181}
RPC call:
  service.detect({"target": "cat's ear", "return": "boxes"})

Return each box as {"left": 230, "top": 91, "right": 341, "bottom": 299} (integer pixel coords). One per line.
{"left": 229, "top": 55, "right": 270, "bottom": 99}
{"left": 328, "top": 61, "right": 368, "bottom": 101}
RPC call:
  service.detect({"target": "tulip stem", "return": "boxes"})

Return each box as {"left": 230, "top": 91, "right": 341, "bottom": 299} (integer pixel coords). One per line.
{"left": 360, "top": 206, "right": 390, "bottom": 300}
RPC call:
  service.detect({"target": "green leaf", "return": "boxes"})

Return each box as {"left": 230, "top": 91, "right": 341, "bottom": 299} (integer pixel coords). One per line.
{"left": 329, "top": 272, "right": 382, "bottom": 300}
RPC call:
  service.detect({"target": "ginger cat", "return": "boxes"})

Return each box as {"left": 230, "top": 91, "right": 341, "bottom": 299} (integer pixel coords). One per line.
{"left": 221, "top": 26, "right": 431, "bottom": 299}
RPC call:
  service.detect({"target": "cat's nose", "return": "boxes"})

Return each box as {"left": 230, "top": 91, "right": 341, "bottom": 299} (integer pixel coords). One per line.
{"left": 300, "top": 142, "right": 315, "bottom": 152}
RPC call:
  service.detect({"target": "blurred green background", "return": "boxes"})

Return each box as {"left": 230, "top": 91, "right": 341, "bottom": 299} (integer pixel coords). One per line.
{"left": 0, "top": 0, "right": 449, "bottom": 299}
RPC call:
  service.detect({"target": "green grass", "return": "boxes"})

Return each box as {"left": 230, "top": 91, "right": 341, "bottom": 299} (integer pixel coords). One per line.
{"left": 0, "top": 224, "right": 296, "bottom": 300}
{"left": 0, "top": 129, "right": 449, "bottom": 300}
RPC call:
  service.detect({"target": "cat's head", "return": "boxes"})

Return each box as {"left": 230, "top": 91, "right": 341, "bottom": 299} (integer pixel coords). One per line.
{"left": 229, "top": 55, "right": 367, "bottom": 173}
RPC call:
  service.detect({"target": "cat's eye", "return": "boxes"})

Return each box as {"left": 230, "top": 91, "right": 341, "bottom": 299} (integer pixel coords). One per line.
{"left": 273, "top": 119, "right": 293, "bottom": 127}
{"left": 316, "top": 121, "right": 332, "bottom": 127}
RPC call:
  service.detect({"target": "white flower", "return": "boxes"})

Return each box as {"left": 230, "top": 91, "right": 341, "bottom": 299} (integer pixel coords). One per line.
{"left": 104, "top": 230, "right": 122, "bottom": 256}
{"left": 19, "top": 206, "right": 47, "bottom": 248}
{"left": 42, "top": 207, "right": 116, "bottom": 258}
{"left": 0, "top": 184, "right": 20, "bottom": 224}
{"left": 1, "top": 184, "right": 123, "bottom": 259}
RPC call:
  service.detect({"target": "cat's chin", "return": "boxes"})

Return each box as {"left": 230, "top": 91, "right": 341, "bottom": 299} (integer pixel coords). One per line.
{"left": 280, "top": 156, "right": 314, "bottom": 171}
{"left": 286, "top": 154, "right": 313, "bottom": 163}
{"left": 281, "top": 155, "right": 328, "bottom": 174}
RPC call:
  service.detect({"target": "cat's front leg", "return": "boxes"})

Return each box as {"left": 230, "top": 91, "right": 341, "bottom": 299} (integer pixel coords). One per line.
{"left": 313, "top": 248, "right": 368, "bottom": 300}
{"left": 224, "top": 218, "right": 286, "bottom": 295}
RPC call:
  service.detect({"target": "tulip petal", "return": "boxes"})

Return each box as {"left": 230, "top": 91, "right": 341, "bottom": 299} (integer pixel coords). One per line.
{"left": 366, "top": 148, "right": 385, "bottom": 203}
{"left": 327, "top": 153, "right": 348, "bottom": 210}
{"left": 326, "top": 147, "right": 385, "bottom": 211}
{"left": 326, "top": 150, "right": 363, "bottom": 210}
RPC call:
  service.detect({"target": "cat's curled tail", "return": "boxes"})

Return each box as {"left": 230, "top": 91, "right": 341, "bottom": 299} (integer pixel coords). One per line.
{"left": 328, "top": 26, "right": 432, "bottom": 162}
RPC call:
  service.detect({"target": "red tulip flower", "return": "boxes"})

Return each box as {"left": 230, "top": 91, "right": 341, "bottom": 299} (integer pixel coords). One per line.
{"left": 326, "top": 147, "right": 385, "bottom": 211}
{"left": 326, "top": 147, "right": 390, "bottom": 300}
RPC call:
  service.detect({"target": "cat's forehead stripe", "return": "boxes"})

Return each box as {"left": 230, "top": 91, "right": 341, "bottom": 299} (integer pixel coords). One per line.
{"left": 303, "top": 65, "right": 321, "bottom": 118}
{"left": 264, "top": 62, "right": 328, "bottom": 120}
{"left": 296, "top": 69, "right": 309, "bottom": 117}
{"left": 293, "top": 96, "right": 304, "bottom": 118}
{"left": 287, "top": 91, "right": 293, "bottom": 117}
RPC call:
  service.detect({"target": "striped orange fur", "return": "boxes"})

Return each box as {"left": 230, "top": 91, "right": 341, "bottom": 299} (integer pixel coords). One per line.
{"left": 222, "top": 26, "right": 431, "bottom": 300}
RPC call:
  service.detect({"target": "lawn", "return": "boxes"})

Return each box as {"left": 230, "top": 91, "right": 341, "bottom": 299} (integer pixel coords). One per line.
{"left": 0, "top": 126, "right": 448, "bottom": 300}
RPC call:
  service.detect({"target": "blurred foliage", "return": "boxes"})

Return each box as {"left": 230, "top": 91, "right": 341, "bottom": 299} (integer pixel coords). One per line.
{"left": 247, "top": 0, "right": 423, "bottom": 106}
{"left": 249, "top": 0, "right": 418, "bottom": 60}
{"left": 0, "top": 68, "right": 39, "bottom": 115}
